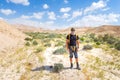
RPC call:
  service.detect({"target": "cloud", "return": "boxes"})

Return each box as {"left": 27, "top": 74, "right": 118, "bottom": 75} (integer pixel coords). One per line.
{"left": 84, "top": 0, "right": 108, "bottom": 14}
{"left": 8, "top": 18, "right": 42, "bottom": 27}
{"left": 62, "top": 13, "right": 70, "bottom": 19}
{"left": 7, "top": 17, "right": 55, "bottom": 29}
{"left": 0, "top": 17, "right": 4, "bottom": 20}
{"left": 71, "top": 13, "right": 120, "bottom": 27}
{"left": 21, "top": 15, "right": 30, "bottom": 19}
{"left": 20, "top": 12, "right": 44, "bottom": 19}
{"left": 48, "top": 12, "right": 56, "bottom": 20}
{"left": 0, "top": 9, "right": 16, "bottom": 15}
{"left": 64, "top": 0, "right": 68, "bottom": 4}
{"left": 60, "top": 7, "right": 71, "bottom": 13}
{"left": 43, "top": 4, "right": 49, "bottom": 9}
{"left": 68, "top": 10, "right": 82, "bottom": 21}
{"left": 32, "top": 12, "right": 44, "bottom": 19}
{"left": 7, "top": 0, "right": 30, "bottom": 6}
{"left": 72, "top": 10, "right": 82, "bottom": 18}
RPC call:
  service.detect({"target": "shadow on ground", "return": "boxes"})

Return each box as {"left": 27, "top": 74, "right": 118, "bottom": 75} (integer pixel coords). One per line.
{"left": 31, "top": 65, "right": 53, "bottom": 72}
{"left": 31, "top": 65, "right": 71, "bottom": 72}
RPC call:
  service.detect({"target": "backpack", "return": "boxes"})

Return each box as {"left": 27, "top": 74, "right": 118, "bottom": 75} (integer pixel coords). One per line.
{"left": 67, "top": 34, "right": 78, "bottom": 46}
{"left": 68, "top": 34, "right": 78, "bottom": 41}
{"left": 67, "top": 34, "right": 78, "bottom": 51}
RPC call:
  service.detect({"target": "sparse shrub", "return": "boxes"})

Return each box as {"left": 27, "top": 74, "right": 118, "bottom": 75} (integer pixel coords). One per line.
{"left": 106, "top": 37, "right": 116, "bottom": 44}
{"left": 109, "top": 45, "right": 114, "bottom": 48}
{"left": 53, "top": 48, "right": 67, "bottom": 55}
{"left": 24, "top": 37, "right": 32, "bottom": 41}
{"left": 44, "top": 43, "right": 51, "bottom": 47}
{"left": 89, "top": 33, "right": 95, "bottom": 39}
{"left": 32, "top": 40, "right": 38, "bottom": 45}
{"left": 83, "top": 44, "right": 93, "bottom": 50}
{"left": 35, "top": 47, "right": 44, "bottom": 53}
{"left": 93, "top": 37, "right": 99, "bottom": 42}
{"left": 85, "top": 40, "right": 90, "bottom": 43}
{"left": 102, "top": 34, "right": 109, "bottom": 42}
{"left": 53, "top": 63, "right": 64, "bottom": 72}
{"left": 25, "top": 42, "right": 30, "bottom": 46}
{"left": 80, "top": 37, "right": 84, "bottom": 42}
{"left": 55, "top": 41, "right": 64, "bottom": 47}
{"left": 114, "top": 41, "right": 120, "bottom": 50}
{"left": 96, "top": 42, "right": 101, "bottom": 45}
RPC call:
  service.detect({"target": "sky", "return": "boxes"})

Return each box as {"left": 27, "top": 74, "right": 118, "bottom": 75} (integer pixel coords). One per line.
{"left": 0, "top": 0, "right": 120, "bottom": 29}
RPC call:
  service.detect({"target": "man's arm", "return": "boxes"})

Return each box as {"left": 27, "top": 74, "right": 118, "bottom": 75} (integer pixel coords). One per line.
{"left": 66, "top": 39, "right": 69, "bottom": 50}
{"left": 76, "top": 35, "right": 80, "bottom": 49}
{"left": 76, "top": 40, "right": 80, "bottom": 48}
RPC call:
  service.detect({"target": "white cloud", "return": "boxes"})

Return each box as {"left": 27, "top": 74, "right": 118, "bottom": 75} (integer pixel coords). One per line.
{"left": 8, "top": 18, "right": 42, "bottom": 27}
{"left": 43, "top": 4, "right": 49, "bottom": 9}
{"left": 21, "top": 15, "right": 30, "bottom": 19}
{"left": 60, "top": 7, "right": 71, "bottom": 13}
{"left": 71, "top": 13, "right": 120, "bottom": 27}
{"left": 102, "top": 7, "right": 110, "bottom": 11}
{"left": 46, "top": 21, "right": 54, "bottom": 24}
{"left": 67, "top": 10, "right": 82, "bottom": 21}
{"left": 20, "top": 12, "right": 44, "bottom": 19}
{"left": 72, "top": 10, "right": 82, "bottom": 18}
{"left": 64, "top": 0, "right": 68, "bottom": 4}
{"left": 7, "top": 18, "right": 55, "bottom": 29}
{"left": 0, "top": 17, "right": 4, "bottom": 20}
{"left": 48, "top": 12, "right": 56, "bottom": 20}
{"left": 7, "top": 0, "right": 30, "bottom": 6}
{"left": 84, "top": 0, "right": 108, "bottom": 14}
{"left": 32, "top": 12, "right": 44, "bottom": 19}
{"left": 62, "top": 13, "right": 70, "bottom": 19}
{"left": 0, "top": 9, "right": 16, "bottom": 15}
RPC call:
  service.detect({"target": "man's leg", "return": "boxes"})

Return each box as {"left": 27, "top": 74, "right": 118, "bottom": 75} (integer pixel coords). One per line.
{"left": 74, "top": 52, "right": 81, "bottom": 70}
{"left": 69, "top": 50, "right": 73, "bottom": 69}
{"left": 70, "top": 57, "right": 73, "bottom": 69}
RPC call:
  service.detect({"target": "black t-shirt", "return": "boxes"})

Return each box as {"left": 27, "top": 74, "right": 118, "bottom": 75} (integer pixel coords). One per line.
{"left": 66, "top": 34, "right": 79, "bottom": 46}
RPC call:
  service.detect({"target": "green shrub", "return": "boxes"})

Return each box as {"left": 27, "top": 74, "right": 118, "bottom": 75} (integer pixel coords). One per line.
{"left": 106, "top": 37, "right": 116, "bottom": 44}
{"left": 25, "top": 42, "right": 30, "bottom": 46}
{"left": 85, "top": 40, "right": 90, "bottom": 43}
{"left": 96, "top": 42, "right": 101, "bottom": 45}
{"left": 53, "top": 48, "right": 67, "bottom": 55}
{"left": 24, "top": 37, "right": 32, "bottom": 41}
{"left": 89, "top": 33, "right": 95, "bottom": 39}
{"left": 102, "top": 34, "right": 109, "bottom": 42}
{"left": 55, "top": 41, "right": 64, "bottom": 47}
{"left": 35, "top": 47, "right": 44, "bottom": 53}
{"left": 83, "top": 44, "right": 93, "bottom": 50}
{"left": 32, "top": 40, "right": 38, "bottom": 45}
{"left": 44, "top": 43, "right": 51, "bottom": 47}
{"left": 114, "top": 41, "right": 120, "bottom": 50}
{"left": 80, "top": 37, "right": 84, "bottom": 42}
{"left": 93, "top": 38, "right": 99, "bottom": 42}
{"left": 53, "top": 63, "right": 64, "bottom": 73}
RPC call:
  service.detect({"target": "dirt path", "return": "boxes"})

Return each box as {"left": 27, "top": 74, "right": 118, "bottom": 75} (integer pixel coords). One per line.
{"left": 43, "top": 47, "right": 87, "bottom": 80}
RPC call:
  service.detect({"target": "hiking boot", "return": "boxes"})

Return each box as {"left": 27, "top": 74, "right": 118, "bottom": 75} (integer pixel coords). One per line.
{"left": 70, "top": 63, "right": 73, "bottom": 69}
{"left": 76, "top": 62, "right": 81, "bottom": 70}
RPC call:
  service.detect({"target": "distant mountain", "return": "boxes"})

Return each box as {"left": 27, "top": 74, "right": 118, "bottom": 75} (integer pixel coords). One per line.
{"left": 55, "top": 25, "right": 120, "bottom": 37}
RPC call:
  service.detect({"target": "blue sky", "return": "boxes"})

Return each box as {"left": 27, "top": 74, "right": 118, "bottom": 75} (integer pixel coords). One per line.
{"left": 0, "top": 0, "right": 120, "bottom": 29}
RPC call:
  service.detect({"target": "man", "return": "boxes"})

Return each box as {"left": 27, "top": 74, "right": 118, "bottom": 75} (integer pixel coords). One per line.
{"left": 66, "top": 28, "right": 81, "bottom": 70}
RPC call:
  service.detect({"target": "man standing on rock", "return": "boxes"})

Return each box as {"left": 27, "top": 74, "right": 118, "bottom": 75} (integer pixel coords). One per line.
{"left": 66, "top": 28, "right": 81, "bottom": 70}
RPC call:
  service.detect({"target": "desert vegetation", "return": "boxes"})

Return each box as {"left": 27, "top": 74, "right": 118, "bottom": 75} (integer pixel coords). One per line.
{"left": 1, "top": 30, "right": 120, "bottom": 80}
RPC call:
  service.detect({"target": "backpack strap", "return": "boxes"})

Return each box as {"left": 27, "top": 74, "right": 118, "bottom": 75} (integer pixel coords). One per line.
{"left": 68, "top": 34, "right": 77, "bottom": 40}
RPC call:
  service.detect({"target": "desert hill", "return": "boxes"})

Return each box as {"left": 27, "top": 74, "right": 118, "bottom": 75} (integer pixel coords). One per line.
{"left": 0, "top": 20, "right": 25, "bottom": 52}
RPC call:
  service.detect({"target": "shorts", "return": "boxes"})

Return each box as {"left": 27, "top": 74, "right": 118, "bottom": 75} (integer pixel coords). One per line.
{"left": 69, "top": 46, "right": 78, "bottom": 58}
